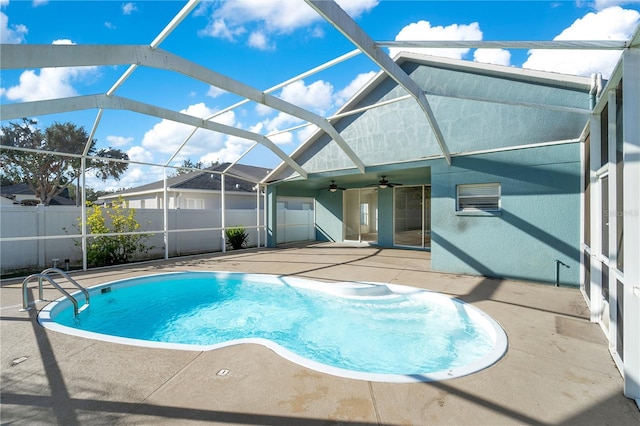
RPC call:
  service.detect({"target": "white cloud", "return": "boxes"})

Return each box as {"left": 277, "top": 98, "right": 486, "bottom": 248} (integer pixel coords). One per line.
{"left": 122, "top": 2, "right": 137, "bottom": 15}
{"left": 254, "top": 72, "right": 378, "bottom": 144}
{"left": 295, "top": 124, "right": 320, "bottom": 143}
{"left": 258, "top": 111, "right": 302, "bottom": 138}
{"left": 126, "top": 145, "right": 153, "bottom": 163}
{"left": 255, "top": 103, "right": 276, "bottom": 116}
{"left": 200, "top": 0, "right": 378, "bottom": 47}
{"left": 335, "top": 71, "right": 377, "bottom": 106}
{"left": 106, "top": 135, "right": 133, "bottom": 147}
{"left": 523, "top": 6, "right": 640, "bottom": 78}
{"left": 473, "top": 48, "right": 511, "bottom": 66}
{"left": 1, "top": 39, "right": 98, "bottom": 101}
{"left": 0, "top": 0, "right": 9, "bottom": 7}
{"left": 278, "top": 79, "right": 334, "bottom": 114}
{"left": 389, "top": 20, "right": 483, "bottom": 59}
{"left": 104, "top": 21, "right": 116, "bottom": 30}
{"left": 141, "top": 103, "right": 239, "bottom": 159}
{"left": 248, "top": 30, "right": 272, "bottom": 50}
{"left": 593, "top": 0, "right": 639, "bottom": 10}
{"left": 1, "top": 10, "right": 28, "bottom": 43}
{"left": 199, "top": 137, "right": 253, "bottom": 165}
{"left": 199, "top": 18, "right": 246, "bottom": 40}
{"left": 206, "top": 85, "right": 228, "bottom": 98}
{"left": 32, "top": 0, "right": 48, "bottom": 7}
{"left": 248, "top": 79, "right": 334, "bottom": 141}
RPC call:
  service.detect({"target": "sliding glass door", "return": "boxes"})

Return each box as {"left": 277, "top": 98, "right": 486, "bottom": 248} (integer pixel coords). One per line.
{"left": 394, "top": 185, "right": 430, "bottom": 248}
{"left": 344, "top": 188, "right": 378, "bottom": 243}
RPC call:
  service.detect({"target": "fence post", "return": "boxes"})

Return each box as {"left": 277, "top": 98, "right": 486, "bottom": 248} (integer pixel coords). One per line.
{"left": 37, "top": 204, "right": 45, "bottom": 268}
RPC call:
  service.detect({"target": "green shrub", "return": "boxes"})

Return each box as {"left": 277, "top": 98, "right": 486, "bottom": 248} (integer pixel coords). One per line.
{"left": 76, "top": 196, "right": 152, "bottom": 267}
{"left": 225, "top": 226, "right": 249, "bottom": 250}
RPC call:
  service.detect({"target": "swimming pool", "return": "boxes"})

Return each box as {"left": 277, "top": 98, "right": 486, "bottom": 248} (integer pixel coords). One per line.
{"left": 38, "top": 271, "right": 508, "bottom": 383}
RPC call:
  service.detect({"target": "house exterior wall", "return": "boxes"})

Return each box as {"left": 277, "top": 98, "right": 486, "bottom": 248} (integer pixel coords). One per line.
{"left": 306, "top": 143, "right": 582, "bottom": 286}
{"left": 269, "top": 58, "right": 588, "bottom": 286}
{"left": 431, "top": 143, "right": 581, "bottom": 286}
{"left": 115, "top": 191, "right": 258, "bottom": 210}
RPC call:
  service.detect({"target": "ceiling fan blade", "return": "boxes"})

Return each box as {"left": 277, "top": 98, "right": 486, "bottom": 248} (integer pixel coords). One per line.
{"left": 328, "top": 180, "right": 346, "bottom": 191}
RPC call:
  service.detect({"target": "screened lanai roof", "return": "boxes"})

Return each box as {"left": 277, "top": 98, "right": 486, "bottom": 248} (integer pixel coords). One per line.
{"left": 1, "top": 0, "right": 639, "bottom": 191}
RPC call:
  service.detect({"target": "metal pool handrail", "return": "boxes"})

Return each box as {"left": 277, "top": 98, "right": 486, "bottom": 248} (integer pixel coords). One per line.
{"left": 21, "top": 268, "right": 90, "bottom": 316}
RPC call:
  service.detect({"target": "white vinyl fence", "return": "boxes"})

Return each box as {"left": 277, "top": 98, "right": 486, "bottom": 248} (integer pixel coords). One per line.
{"left": 0, "top": 205, "right": 269, "bottom": 273}
{"left": 276, "top": 208, "right": 315, "bottom": 244}
{"left": 1, "top": 202, "right": 318, "bottom": 274}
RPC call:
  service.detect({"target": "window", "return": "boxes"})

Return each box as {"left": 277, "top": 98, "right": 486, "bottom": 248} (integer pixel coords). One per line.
{"left": 360, "top": 202, "right": 369, "bottom": 226}
{"left": 457, "top": 183, "right": 500, "bottom": 212}
{"left": 184, "top": 198, "right": 204, "bottom": 209}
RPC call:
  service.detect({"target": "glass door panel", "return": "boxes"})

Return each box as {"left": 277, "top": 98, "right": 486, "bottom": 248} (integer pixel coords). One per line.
{"left": 424, "top": 186, "right": 431, "bottom": 247}
{"left": 359, "top": 188, "right": 378, "bottom": 243}
{"left": 394, "top": 186, "right": 424, "bottom": 247}
{"left": 394, "top": 185, "right": 430, "bottom": 248}
{"left": 344, "top": 189, "right": 360, "bottom": 241}
{"left": 344, "top": 188, "right": 378, "bottom": 243}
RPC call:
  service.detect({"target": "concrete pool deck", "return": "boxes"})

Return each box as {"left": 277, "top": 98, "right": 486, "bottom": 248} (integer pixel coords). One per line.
{"left": 1, "top": 244, "right": 638, "bottom": 425}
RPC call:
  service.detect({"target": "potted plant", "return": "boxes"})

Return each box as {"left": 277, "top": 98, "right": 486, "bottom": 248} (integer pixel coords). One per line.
{"left": 225, "top": 226, "right": 249, "bottom": 250}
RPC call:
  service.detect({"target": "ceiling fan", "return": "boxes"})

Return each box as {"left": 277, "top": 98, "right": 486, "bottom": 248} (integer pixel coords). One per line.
{"left": 369, "top": 175, "right": 402, "bottom": 189}
{"left": 328, "top": 180, "right": 346, "bottom": 192}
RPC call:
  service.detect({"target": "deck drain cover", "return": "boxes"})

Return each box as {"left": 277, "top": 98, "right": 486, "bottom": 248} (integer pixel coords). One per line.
{"left": 216, "top": 369, "right": 230, "bottom": 376}
{"left": 11, "top": 356, "right": 28, "bottom": 366}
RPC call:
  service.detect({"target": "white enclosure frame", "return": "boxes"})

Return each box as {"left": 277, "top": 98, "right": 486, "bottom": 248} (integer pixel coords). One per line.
{"left": 0, "top": 0, "right": 638, "bottom": 406}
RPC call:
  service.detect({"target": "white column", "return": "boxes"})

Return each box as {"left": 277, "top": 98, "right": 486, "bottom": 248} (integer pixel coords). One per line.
{"left": 622, "top": 48, "right": 640, "bottom": 405}
{"left": 81, "top": 157, "right": 88, "bottom": 271}
{"left": 221, "top": 174, "right": 226, "bottom": 253}
{"left": 263, "top": 188, "right": 268, "bottom": 247}
{"left": 607, "top": 90, "right": 618, "bottom": 351}
{"left": 163, "top": 170, "right": 169, "bottom": 260}
{"left": 588, "top": 114, "right": 602, "bottom": 322}
{"left": 256, "top": 184, "right": 261, "bottom": 248}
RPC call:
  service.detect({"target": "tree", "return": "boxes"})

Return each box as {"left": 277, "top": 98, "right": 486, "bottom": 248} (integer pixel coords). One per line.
{"left": 169, "top": 158, "right": 218, "bottom": 177}
{"left": 0, "top": 173, "right": 16, "bottom": 187}
{"left": 67, "top": 185, "right": 121, "bottom": 204}
{"left": 0, "top": 119, "right": 129, "bottom": 205}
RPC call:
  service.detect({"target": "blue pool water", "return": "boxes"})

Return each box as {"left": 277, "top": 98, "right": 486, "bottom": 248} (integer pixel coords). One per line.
{"left": 40, "top": 272, "right": 508, "bottom": 382}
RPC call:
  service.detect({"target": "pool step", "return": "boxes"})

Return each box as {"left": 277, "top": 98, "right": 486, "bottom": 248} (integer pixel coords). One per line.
{"left": 328, "top": 282, "right": 393, "bottom": 297}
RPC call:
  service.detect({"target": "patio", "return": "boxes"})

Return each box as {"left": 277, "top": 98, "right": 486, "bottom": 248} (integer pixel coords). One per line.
{"left": 1, "top": 244, "right": 638, "bottom": 425}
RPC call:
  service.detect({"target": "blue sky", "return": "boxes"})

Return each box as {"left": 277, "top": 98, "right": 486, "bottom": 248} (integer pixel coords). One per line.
{"left": 1, "top": 0, "right": 639, "bottom": 190}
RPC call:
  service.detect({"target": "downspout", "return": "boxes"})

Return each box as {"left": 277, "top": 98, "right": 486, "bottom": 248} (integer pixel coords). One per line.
{"left": 588, "top": 73, "right": 604, "bottom": 110}
{"left": 596, "top": 73, "right": 603, "bottom": 101}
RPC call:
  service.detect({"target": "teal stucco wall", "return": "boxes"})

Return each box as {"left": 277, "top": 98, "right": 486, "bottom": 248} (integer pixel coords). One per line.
{"left": 314, "top": 189, "right": 343, "bottom": 242}
{"left": 430, "top": 143, "right": 581, "bottom": 286}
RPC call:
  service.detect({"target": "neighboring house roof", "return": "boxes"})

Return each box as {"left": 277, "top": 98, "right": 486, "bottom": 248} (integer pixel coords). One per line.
{"left": 266, "top": 52, "right": 593, "bottom": 183}
{"left": 100, "top": 163, "right": 270, "bottom": 199}
{"left": 0, "top": 183, "right": 76, "bottom": 206}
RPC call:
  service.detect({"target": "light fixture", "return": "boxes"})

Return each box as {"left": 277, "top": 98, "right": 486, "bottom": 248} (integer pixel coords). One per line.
{"left": 370, "top": 176, "right": 401, "bottom": 189}
{"left": 328, "top": 180, "right": 345, "bottom": 192}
